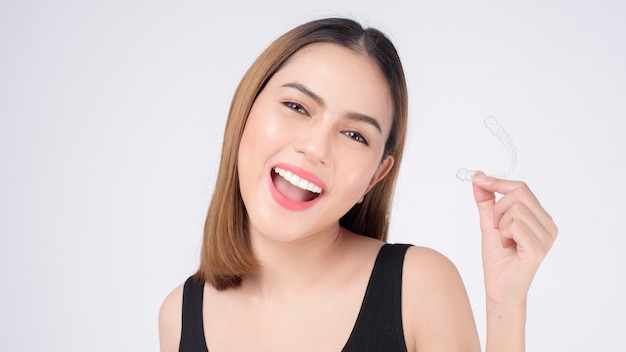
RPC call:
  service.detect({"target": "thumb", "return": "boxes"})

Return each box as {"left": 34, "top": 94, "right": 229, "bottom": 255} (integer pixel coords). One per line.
{"left": 472, "top": 172, "right": 496, "bottom": 232}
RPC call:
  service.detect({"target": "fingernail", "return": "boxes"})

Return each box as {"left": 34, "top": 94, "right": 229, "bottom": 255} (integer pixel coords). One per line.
{"left": 473, "top": 171, "right": 487, "bottom": 183}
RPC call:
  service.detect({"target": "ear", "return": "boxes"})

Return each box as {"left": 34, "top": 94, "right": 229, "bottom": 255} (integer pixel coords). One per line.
{"left": 364, "top": 155, "right": 395, "bottom": 195}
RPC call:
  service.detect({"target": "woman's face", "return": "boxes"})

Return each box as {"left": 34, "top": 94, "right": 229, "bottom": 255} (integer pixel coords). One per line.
{"left": 238, "top": 42, "right": 394, "bottom": 242}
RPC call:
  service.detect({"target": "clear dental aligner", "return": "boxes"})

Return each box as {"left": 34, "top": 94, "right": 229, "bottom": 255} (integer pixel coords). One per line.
{"left": 456, "top": 116, "right": 517, "bottom": 182}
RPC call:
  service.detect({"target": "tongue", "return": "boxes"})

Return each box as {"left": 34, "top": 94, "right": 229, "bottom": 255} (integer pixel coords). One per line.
{"left": 274, "top": 174, "right": 315, "bottom": 202}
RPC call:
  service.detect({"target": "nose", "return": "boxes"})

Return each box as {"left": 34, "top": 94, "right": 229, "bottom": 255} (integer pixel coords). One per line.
{"left": 293, "top": 122, "right": 331, "bottom": 166}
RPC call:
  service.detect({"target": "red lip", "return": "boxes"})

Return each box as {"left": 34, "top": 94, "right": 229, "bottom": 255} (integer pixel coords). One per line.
{"left": 268, "top": 163, "right": 326, "bottom": 211}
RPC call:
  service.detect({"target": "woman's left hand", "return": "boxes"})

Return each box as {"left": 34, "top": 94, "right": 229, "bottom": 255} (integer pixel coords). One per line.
{"left": 472, "top": 172, "right": 558, "bottom": 307}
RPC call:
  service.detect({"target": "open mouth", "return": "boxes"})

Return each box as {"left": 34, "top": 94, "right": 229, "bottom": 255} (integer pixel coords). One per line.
{"left": 271, "top": 167, "right": 323, "bottom": 203}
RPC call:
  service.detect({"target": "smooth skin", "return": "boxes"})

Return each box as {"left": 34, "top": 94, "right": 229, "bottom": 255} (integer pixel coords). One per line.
{"left": 473, "top": 172, "right": 557, "bottom": 351}
{"left": 159, "top": 43, "right": 557, "bottom": 351}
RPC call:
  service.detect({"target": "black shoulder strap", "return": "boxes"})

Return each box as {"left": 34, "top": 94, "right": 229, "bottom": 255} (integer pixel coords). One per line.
{"left": 179, "top": 276, "right": 209, "bottom": 352}
{"left": 343, "top": 243, "right": 411, "bottom": 352}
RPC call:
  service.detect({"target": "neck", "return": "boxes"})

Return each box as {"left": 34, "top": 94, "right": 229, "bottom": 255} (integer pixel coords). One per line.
{"left": 243, "top": 224, "right": 353, "bottom": 297}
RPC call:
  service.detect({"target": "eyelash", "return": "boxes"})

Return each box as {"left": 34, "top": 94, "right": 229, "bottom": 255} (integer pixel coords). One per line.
{"left": 283, "top": 101, "right": 308, "bottom": 115}
{"left": 343, "top": 131, "right": 369, "bottom": 145}
{"left": 282, "top": 101, "right": 369, "bottom": 146}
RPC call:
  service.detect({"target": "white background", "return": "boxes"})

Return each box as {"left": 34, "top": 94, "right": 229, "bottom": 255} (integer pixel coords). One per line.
{"left": 1, "top": 0, "right": 624, "bottom": 350}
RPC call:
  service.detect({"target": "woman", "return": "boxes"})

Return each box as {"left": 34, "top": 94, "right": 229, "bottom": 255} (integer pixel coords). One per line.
{"left": 159, "top": 18, "right": 557, "bottom": 351}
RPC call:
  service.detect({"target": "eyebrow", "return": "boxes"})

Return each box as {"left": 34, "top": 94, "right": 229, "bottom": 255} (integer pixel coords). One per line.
{"left": 281, "top": 82, "right": 383, "bottom": 134}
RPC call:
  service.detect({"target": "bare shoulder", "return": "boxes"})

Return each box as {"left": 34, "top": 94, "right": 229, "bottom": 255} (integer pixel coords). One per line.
{"left": 401, "top": 246, "right": 481, "bottom": 352}
{"left": 402, "top": 246, "right": 469, "bottom": 308}
{"left": 403, "top": 246, "right": 461, "bottom": 285}
{"left": 159, "top": 283, "right": 184, "bottom": 352}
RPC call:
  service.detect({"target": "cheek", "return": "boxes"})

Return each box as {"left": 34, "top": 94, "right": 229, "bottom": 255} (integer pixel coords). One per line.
{"left": 338, "top": 156, "right": 382, "bottom": 194}
{"left": 239, "top": 103, "right": 283, "bottom": 154}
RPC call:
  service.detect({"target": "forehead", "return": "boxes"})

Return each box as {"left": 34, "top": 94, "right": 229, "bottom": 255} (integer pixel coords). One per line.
{"left": 267, "top": 42, "right": 394, "bottom": 133}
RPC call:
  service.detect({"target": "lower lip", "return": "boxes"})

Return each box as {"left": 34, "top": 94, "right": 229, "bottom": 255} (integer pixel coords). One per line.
{"left": 268, "top": 173, "right": 322, "bottom": 211}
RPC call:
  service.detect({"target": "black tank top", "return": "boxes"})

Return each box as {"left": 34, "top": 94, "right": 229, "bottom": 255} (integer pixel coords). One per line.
{"left": 179, "top": 243, "right": 411, "bottom": 351}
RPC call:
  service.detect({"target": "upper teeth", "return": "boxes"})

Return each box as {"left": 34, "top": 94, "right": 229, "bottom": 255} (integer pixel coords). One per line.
{"left": 273, "top": 167, "right": 322, "bottom": 194}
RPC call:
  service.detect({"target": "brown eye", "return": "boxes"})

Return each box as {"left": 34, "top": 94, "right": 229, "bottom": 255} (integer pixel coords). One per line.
{"left": 343, "top": 131, "right": 369, "bottom": 145}
{"left": 283, "top": 101, "right": 308, "bottom": 115}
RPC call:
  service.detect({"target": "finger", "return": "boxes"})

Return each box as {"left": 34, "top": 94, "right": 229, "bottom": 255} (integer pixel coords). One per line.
{"left": 497, "top": 201, "right": 554, "bottom": 248}
{"left": 498, "top": 214, "right": 551, "bottom": 265}
{"left": 498, "top": 228, "right": 516, "bottom": 248}
{"left": 474, "top": 175, "right": 557, "bottom": 239}
{"left": 495, "top": 194, "right": 558, "bottom": 244}
{"left": 472, "top": 172, "right": 525, "bottom": 194}
{"left": 472, "top": 172, "right": 496, "bottom": 232}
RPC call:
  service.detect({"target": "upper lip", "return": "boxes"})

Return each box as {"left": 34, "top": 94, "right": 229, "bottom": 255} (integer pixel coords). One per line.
{"left": 272, "top": 163, "right": 326, "bottom": 194}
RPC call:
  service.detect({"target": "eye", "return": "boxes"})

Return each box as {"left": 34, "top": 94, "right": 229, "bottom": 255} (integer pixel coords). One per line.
{"left": 283, "top": 101, "right": 308, "bottom": 115}
{"left": 343, "top": 130, "right": 369, "bottom": 145}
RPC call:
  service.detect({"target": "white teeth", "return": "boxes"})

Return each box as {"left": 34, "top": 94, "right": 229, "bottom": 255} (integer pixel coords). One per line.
{"left": 273, "top": 167, "right": 322, "bottom": 194}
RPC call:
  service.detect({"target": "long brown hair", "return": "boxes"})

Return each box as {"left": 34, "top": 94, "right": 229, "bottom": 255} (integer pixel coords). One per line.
{"left": 196, "top": 18, "right": 408, "bottom": 290}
